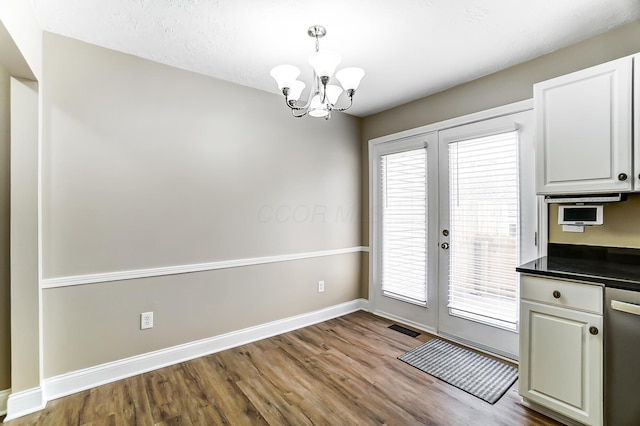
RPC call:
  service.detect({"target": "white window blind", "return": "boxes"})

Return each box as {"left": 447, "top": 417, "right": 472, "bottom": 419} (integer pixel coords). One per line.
{"left": 448, "top": 131, "right": 519, "bottom": 328}
{"left": 380, "top": 148, "right": 427, "bottom": 305}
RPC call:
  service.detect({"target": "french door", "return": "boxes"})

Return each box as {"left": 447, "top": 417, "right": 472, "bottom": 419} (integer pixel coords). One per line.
{"left": 370, "top": 107, "right": 538, "bottom": 359}
{"left": 437, "top": 111, "right": 537, "bottom": 358}
{"left": 370, "top": 132, "right": 440, "bottom": 331}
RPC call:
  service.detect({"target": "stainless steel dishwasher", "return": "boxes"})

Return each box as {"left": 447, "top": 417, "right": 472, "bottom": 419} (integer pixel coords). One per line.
{"left": 605, "top": 287, "right": 640, "bottom": 426}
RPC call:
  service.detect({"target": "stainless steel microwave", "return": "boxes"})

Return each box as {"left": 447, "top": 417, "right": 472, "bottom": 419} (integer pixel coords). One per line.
{"left": 558, "top": 205, "right": 603, "bottom": 226}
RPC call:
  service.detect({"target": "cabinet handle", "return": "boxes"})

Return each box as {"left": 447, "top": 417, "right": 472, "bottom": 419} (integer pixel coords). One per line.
{"left": 618, "top": 173, "right": 628, "bottom": 181}
{"left": 552, "top": 290, "right": 561, "bottom": 299}
{"left": 589, "top": 326, "right": 599, "bottom": 335}
{"left": 611, "top": 300, "right": 640, "bottom": 316}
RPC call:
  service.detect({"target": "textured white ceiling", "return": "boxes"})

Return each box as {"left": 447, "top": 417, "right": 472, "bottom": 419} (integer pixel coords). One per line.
{"left": 31, "top": 0, "right": 640, "bottom": 117}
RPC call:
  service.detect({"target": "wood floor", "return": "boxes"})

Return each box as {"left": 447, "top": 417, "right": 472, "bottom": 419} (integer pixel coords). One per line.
{"left": 3, "top": 311, "right": 560, "bottom": 425}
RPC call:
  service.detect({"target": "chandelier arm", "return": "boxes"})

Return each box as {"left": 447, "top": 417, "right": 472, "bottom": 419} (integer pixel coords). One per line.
{"left": 287, "top": 97, "right": 313, "bottom": 111}
{"left": 284, "top": 96, "right": 296, "bottom": 109}
{"left": 333, "top": 93, "right": 355, "bottom": 112}
{"left": 285, "top": 99, "right": 299, "bottom": 109}
{"left": 291, "top": 108, "right": 308, "bottom": 118}
{"left": 282, "top": 84, "right": 315, "bottom": 112}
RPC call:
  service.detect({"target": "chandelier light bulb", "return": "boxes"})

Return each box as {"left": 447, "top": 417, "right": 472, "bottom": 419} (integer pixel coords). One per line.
{"left": 270, "top": 64, "right": 301, "bottom": 91}
{"left": 309, "top": 95, "right": 329, "bottom": 117}
{"left": 287, "top": 80, "right": 306, "bottom": 101}
{"left": 336, "top": 67, "right": 365, "bottom": 92}
{"left": 308, "top": 51, "right": 342, "bottom": 79}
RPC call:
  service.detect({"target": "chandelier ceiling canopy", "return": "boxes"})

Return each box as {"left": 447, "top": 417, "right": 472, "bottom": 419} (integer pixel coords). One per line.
{"left": 270, "top": 25, "right": 365, "bottom": 120}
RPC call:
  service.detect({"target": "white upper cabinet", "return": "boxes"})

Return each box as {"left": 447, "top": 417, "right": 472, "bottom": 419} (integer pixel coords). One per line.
{"left": 535, "top": 56, "right": 633, "bottom": 195}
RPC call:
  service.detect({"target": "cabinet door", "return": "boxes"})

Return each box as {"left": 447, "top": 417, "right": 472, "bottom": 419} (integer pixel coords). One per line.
{"left": 519, "top": 300, "right": 602, "bottom": 426}
{"left": 535, "top": 56, "right": 633, "bottom": 195}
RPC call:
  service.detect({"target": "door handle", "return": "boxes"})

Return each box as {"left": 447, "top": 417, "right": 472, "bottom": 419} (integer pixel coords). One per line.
{"left": 611, "top": 300, "right": 640, "bottom": 316}
{"left": 441, "top": 242, "right": 449, "bottom": 250}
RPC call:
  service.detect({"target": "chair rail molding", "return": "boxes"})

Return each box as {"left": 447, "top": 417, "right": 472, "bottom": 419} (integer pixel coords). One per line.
{"left": 42, "top": 246, "right": 369, "bottom": 289}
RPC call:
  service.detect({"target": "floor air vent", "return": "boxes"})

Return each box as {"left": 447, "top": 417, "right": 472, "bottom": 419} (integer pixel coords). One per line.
{"left": 388, "top": 324, "right": 420, "bottom": 338}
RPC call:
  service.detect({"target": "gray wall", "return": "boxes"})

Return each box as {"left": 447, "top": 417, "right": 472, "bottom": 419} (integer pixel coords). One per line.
{"left": 41, "top": 33, "right": 362, "bottom": 377}
{"left": 360, "top": 20, "right": 640, "bottom": 297}
{"left": 0, "top": 6, "right": 42, "bottom": 398}
{"left": 548, "top": 194, "right": 640, "bottom": 248}
{"left": 0, "top": 64, "right": 10, "bottom": 392}
{"left": 10, "top": 77, "right": 40, "bottom": 392}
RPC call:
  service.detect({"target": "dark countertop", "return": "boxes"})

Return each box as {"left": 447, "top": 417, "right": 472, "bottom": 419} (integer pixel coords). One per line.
{"left": 516, "top": 244, "right": 640, "bottom": 292}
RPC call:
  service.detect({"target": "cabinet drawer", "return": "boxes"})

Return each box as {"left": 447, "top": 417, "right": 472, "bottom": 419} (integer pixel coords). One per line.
{"left": 521, "top": 275, "right": 603, "bottom": 314}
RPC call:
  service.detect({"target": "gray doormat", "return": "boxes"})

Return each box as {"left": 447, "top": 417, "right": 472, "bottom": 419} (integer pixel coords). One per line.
{"left": 398, "top": 338, "right": 518, "bottom": 404}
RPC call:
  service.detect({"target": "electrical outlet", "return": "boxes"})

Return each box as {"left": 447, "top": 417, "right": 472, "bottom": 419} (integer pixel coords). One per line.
{"left": 140, "top": 312, "right": 153, "bottom": 330}
{"left": 318, "top": 280, "right": 325, "bottom": 293}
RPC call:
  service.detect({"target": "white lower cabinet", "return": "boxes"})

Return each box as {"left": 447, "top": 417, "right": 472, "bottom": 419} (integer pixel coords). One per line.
{"left": 519, "top": 275, "right": 603, "bottom": 426}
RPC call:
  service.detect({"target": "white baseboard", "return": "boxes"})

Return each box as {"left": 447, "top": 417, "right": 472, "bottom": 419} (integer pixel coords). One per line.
{"left": 358, "top": 298, "right": 370, "bottom": 312}
{"left": 4, "top": 387, "right": 45, "bottom": 421}
{"left": 45, "top": 298, "right": 368, "bottom": 402}
{"left": 0, "top": 388, "right": 10, "bottom": 416}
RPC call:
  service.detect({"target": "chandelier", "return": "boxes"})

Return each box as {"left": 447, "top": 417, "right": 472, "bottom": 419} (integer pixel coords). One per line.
{"left": 270, "top": 25, "right": 365, "bottom": 119}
